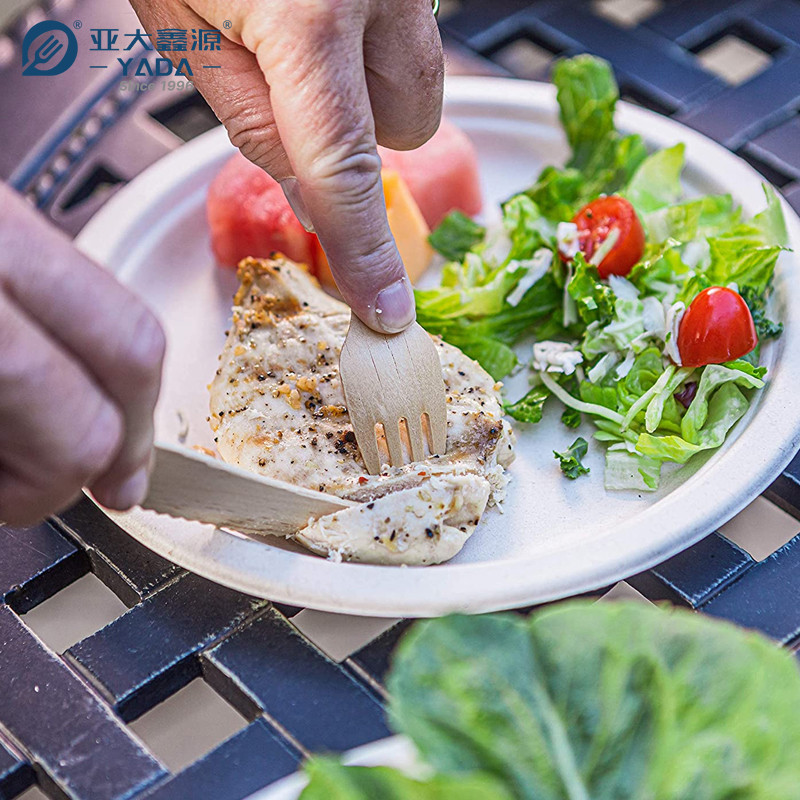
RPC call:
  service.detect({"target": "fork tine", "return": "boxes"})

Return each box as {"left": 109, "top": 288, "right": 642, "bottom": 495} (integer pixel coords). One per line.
{"left": 340, "top": 313, "right": 447, "bottom": 474}
{"left": 46, "top": 41, "right": 63, "bottom": 59}
{"left": 406, "top": 416, "right": 427, "bottom": 462}
{"left": 423, "top": 403, "right": 448, "bottom": 456}
{"left": 358, "top": 426, "right": 382, "bottom": 476}
{"left": 383, "top": 420, "right": 405, "bottom": 467}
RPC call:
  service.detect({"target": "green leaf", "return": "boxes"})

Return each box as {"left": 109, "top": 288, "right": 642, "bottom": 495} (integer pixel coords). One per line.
{"left": 428, "top": 211, "right": 486, "bottom": 261}
{"left": 635, "top": 431, "right": 704, "bottom": 464}
{"left": 300, "top": 759, "right": 512, "bottom": 800}
{"left": 627, "top": 242, "right": 687, "bottom": 297}
{"left": 624, "top": 143, "right": 685, "bottom": 215}
{"left": 752, "top": 184, "right": 789, "bottom": 247}
{"left": 638, "top": 380, "right": 752, "bottom": 463}
{"left": 461, "top": 338, "right": 518, "bottom": 381}
{"left": 414, "top": 258, "right": 524, "bottom": 320}
{"left": 502, "top": 195, "right": 555, "bottom": 260}
{"left": 681, "top": 363, "right": 764, "bottom": 443}
{"left": 553, "top": 54, "right": 619, "bottom": 171}
{"left": 706, "top": 237, "right": 782, "bottom": 295}
{"left": 676, "top": 272, "right": 712, "bottom": 305}
{"left": 740, "top": 285, "right": 783, "bottom": 341}
{"left": 523, "top": 56, "right": 648, "bottom": 222}
{"left": 523, "top": 165, "right": 586, "bottom": 222}
{"left": 701, "top": 185, "right": 789, "bottom": 294}
{"left": 723, "top": 358, "right": 768, "bottom": 380}
{"left": 604, "top": 449, "right": 661, "bottom": 491}
{"left": 561, "top": 406, "right": 582, "bottom": 428}
{"left": 567, "top": 253, "right": 615, "bottom": 326}
{"left": 554, "top": 436, "right": 590, "bottom": 479}
{"left": 388, "top": 603, "right": 800, "bottom": 800}
{"left": 504, "top": 385, "right": 549, "bottom": 424}
{"left": 416, "top": 271, "right": 562, "bottom": 380}
{"left": 643, "top": 200, "right": 701, "bottom": 243}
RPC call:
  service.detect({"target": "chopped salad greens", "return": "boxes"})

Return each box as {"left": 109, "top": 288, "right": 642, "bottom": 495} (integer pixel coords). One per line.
{"left": 416, "top": 54, "right": 789, "bottom": 491}
{"left": 553, "top": 437, "right": 590, "bottom": 479}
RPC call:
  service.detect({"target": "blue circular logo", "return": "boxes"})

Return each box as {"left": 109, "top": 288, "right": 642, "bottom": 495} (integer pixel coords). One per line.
{"left": 22, "top": 20, "right": 78, "bottom": 76}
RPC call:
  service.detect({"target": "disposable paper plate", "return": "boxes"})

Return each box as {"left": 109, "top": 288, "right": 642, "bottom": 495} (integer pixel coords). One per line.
{"left": 77, "top": 77, "right": 800, "bottom": 616}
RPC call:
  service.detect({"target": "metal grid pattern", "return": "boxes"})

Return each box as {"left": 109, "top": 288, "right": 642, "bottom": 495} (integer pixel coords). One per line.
{"left": 1, "top": 1, "right": 800, "bottom": 798}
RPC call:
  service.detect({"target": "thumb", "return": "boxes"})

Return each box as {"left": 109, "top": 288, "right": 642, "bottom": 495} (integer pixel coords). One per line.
{"left": 281, "top": 176, "right": 416, "bottom": 334}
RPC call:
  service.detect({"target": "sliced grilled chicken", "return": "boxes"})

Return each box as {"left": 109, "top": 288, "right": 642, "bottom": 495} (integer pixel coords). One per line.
{"left": 209, "top": 256, "right": 514, "bottom": 565}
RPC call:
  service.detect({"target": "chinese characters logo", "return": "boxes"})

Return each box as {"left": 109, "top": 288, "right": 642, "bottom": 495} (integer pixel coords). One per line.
{"left": 22, "top": 22, "right": 224, "bottom": 79}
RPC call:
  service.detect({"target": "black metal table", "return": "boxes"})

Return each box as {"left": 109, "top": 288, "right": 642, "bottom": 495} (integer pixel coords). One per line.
{"left": 1, "top": 1, "right": 800, "bottom": 798}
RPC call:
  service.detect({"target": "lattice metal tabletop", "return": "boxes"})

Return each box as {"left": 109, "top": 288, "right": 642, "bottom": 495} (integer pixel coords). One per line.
{"left": 1, "top": 1, "right": 800, "bottom": 798}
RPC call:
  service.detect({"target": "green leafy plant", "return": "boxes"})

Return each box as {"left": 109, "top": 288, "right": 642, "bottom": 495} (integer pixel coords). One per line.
{"left": 301, "top": 603, "right": 800, "bottom": 799}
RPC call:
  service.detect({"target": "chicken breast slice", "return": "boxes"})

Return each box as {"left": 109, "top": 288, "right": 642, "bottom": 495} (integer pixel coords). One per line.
{"left": 209, "top": 256, "right": 514, "bottom": 565}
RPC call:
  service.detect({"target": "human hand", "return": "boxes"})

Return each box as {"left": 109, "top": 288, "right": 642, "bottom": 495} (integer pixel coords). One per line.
{"left": 0, "top": 184, "right": 165, "bottom": 525}
{"left": 131, "top": 0, "right": 444, "bottom": 333}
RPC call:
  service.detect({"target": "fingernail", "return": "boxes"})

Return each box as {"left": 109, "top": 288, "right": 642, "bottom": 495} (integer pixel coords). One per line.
{"left": 111, "top": 467, "right": 149, "bottom": 509}
{"left": 280, "top": 177, "right": 314, "bottom": 232}
{"left": 375, "top": 277, "right": 416, "bottom": 333}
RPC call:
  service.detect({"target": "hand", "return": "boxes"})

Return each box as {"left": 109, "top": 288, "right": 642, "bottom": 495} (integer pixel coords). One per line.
{"left": 131, "top": 0, "right": 444, "bottom": 333}
{"left": 0, "top": 184, "right": 165, "bottom": 525}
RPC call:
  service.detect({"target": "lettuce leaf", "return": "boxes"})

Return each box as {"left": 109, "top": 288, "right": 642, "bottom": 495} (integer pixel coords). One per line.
{"left": 416, "top": 272, "right": 562, "bottom": 379}
{"left": 680, "top": 363, "right": 763, "bottom": 443}
{"left": 388, "top": 604, "right": 800, "bottom": 800}
{"left": 554, "top": 54, "right": 618, "bottom": 170}
{"left": 638, "top": 379, "right": 753, "bottom": 463}
{"left": 625, "top": 143, "right": 685, "bottom": 215}
{"left": 604, "top": 449, "right": 661, "bottom": 491}
{"left": 503, "top": 195, "right": 555, "bottom": 260}
{"left": 522, "top": 56, "right": 648, "bottom": 221}
{"left": 752, "top": 183, "right": 789, "bottom": 247}
{"left": 428, "top": 211, "right": 486, "bottom": 261}
{"left": 567, "top": 254, "right": 615, "bottom": 325}
{"left": 504, "top": 385, "right": 549, "bottom": 424}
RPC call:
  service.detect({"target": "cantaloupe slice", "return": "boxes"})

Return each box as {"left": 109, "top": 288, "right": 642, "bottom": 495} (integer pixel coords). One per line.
{"left": 314, "top": 169, "right": 433, "bottom": 289}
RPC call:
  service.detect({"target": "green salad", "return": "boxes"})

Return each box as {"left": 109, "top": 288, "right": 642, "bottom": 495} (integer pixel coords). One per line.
{"left": 417, "top": 55, "right": 789, "bottom": 491}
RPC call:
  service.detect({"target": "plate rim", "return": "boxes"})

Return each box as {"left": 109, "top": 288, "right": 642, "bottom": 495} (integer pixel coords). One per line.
{"left": 77, "top": 76, "right": 800, "bottom": 617}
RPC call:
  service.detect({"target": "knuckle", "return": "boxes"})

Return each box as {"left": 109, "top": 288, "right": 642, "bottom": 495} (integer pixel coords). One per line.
{"left": 307, "top": 137, "right": 383, "bottom": 204}
{"left": 334, "top": 237, "right": 402, "bottom": 287}
{"left": 225, "top": 111, "right": 285, "bottom": 175}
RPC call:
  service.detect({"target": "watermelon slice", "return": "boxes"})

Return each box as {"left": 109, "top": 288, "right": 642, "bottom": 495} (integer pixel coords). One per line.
{"left": 207, "top": 116, "right": 482, "bottom": 270}
{"left": 206, "top": 151, "right": 316, "bottom": 269}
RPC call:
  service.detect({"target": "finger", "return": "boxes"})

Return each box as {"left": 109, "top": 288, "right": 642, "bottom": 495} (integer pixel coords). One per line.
{"left": 0, "top": 185, "right": 164, "bottom": 505}
{"left": 364, "top": 0, "right": 444, "bottom": 150}
{"left": 0, "top": 293, "right": 125, "bottom": 524}
{"left": 129, "top": 0, "right": 293, "bottom": 180}
{"left": 0, "top": 471, "right": 84, "bottom": 527}
{"left": 248, "top": 5, "right": 415, "bottom": 332}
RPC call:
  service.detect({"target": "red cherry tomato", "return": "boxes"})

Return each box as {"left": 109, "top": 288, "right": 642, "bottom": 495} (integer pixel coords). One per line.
{"left": 571, "top": 196, "right": 645, "bottom": 279}
{"left": 678, "top": 287, "right": 757, "bottom": 367}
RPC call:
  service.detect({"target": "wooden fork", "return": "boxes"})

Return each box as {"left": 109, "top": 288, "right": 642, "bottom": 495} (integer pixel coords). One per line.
{"left": 339, "top": 313, "right": 447, "bottom": 474}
